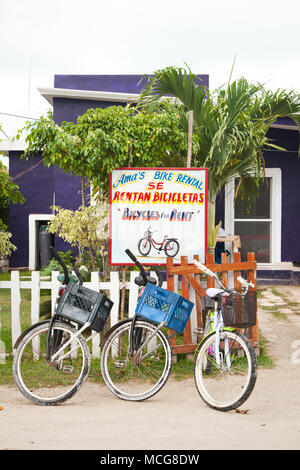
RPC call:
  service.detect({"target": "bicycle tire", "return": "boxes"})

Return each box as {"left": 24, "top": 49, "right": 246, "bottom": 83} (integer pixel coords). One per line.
{"left": 164, "top": 239, "right": 179, "bottom": 258}
{"left": 194, "top": 329, "right": 257, "bottom": 411}
{"left": 13, "top": 320, "right": 90, "bottom": 406}
{"left": 101, "top": 319, "right": 172, "bottom": 401}
{"left": 138, "top": 238, "right": 151, "bottom": 256}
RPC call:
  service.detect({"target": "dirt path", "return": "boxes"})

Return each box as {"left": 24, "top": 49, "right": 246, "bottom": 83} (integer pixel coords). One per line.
{"left": 1, "top": 285, "right": 300, "bottom": 451}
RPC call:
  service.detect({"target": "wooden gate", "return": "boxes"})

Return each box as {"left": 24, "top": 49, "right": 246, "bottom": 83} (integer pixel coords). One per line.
{"left": 166, "top": 251, "right": 259, "bottom": 358}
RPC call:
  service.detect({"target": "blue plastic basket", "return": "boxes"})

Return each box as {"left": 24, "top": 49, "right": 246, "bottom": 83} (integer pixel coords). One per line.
{"left": 135, "top": 283, "right": 194, "bottom": 334}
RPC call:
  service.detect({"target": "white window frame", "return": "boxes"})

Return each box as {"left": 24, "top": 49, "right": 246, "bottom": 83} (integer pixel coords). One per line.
{"left": 225, "top": 168, "right": 282, "bottom": 266}
{"left": 29, "top": 214, "right": 54, "bottom": 270}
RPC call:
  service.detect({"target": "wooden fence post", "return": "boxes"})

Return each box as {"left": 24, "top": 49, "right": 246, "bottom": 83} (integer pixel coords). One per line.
{"left": 181, "top": 256, "right": 193, "bottom": 359}
{"left": 247, "top": 252, "right": 259, "bottom": 353}
{"left": 166, "top": 257, "right": 177, "bottom": 359}
{"left": 193, "top": 254, "right": 203, "bottom": 341}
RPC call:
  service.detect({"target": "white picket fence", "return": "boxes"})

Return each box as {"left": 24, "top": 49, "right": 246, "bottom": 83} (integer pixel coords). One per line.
{"left": 0, "top": 270, "right": 196, "bottom": 358}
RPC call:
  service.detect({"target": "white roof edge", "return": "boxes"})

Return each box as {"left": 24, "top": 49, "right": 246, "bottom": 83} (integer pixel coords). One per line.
{"left": 270, "top": 123, "right": 298, "bottom": 130}
{"left": 0, "top": 139, "right": 27, "bottom": 155}
{"left": 38, "top": 87, "right": 140, "bottom": 105}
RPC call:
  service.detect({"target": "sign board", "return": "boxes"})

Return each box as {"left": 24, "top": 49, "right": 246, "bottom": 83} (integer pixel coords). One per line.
{"left": 109, "top": 168, "right": 208, "bottom": 265}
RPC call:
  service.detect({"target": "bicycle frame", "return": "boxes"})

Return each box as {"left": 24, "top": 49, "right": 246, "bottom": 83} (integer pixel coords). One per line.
{"left": 199, "top": 298, "right": 234, "bottom": 368}
{"left": 45, "top": 247, "right": 101, "bottom": 363}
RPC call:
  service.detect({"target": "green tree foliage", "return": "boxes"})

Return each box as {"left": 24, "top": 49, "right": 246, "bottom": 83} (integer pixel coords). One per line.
{"left": 0, "top": 159, "right": 24, "bottom": 208}
{"left": 17, "top": 106, "right": 189, "bottom": 267}
{"left": 0, "top": 132, "right": 24, "bottom": 257}
{"left": 47, "top": 204, "right": 109, "bottom": 272}
{"left": 18, "top": 105, "right": 189, "bottom": 200}
{"left": 0, "top": 228, "right": 17, "bottom": 258}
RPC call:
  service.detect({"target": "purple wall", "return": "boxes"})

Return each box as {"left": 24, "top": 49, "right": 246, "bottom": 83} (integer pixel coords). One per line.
{"left": 54, "top": 74, "right": 209, "bottom": 94}
{"left": 9, "top": 152, "right": 53, "bottom": 266}
{"left": 214, "top": 126, "right": 300, "bottom": 263}
{"left": 53, "top": 74, "right": 209, "bottom": 126}
{"left": 8, "top": 73, "right": 299, "bottom": 268}
{"left": 9, "top": 152, "right": 84, "bottom": 267}
{"left": 264, "top": 127, "right": 300, "bottom": 262}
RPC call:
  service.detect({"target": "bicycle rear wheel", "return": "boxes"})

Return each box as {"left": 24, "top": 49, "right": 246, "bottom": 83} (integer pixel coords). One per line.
{"left": 164, "top": 239, "right": 179, "bottom": 257}
{"left": 194, "top": 330, "right": 257, "bottom": 411}
{"left": 13, "top": 321, "right": 90, "bottom": 405}
{"left": 101, "top": 320, "right": 172, "bottom": 401}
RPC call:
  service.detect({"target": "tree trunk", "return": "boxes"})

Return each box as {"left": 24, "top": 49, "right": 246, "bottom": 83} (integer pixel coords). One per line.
{"left": 81, "top": 176, "right": 85, "bottom": 207}
{"left": 88, "top": 244, "right": 97, "bottom": 272}
{"left": 82, "top": 175, "right": 97, "bottom": 270}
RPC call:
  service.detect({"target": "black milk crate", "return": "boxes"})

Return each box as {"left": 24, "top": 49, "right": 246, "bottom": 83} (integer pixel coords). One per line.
{"left": 135, "top": 283, "right": 194, "bottom": 334}
{"left": 222, "top": 291, "right": 257, "bottom": 328}
{"left": 56, "top": 282, "right": 113, "bottom": 333}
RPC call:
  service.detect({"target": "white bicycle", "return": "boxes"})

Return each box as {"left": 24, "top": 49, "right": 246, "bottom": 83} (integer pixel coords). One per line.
{"left": 193, "top": 259, "right": 258, "bottom": 411}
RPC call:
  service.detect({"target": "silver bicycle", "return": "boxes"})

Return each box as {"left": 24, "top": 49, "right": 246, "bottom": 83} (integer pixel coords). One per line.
{"left": 13, "top": 248, "right": 113, "bottom": 406}
{"left": 193, "top": 259, "right": 258, "bottom": 411}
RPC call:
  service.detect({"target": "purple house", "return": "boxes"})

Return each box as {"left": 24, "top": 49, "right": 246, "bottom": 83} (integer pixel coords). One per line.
{"left": 1, "top": 74, "right": 300, "bottom": 284}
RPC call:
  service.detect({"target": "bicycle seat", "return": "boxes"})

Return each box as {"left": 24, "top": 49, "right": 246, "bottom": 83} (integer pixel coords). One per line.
{"left": 206, "top": 288, "right": 225, "bottom": 299}
{"left": 134, "top": 275, "right": 157, "bottom": 286}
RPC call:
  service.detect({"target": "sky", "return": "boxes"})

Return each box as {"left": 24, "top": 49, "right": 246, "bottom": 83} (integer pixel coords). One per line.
{"left": 0, "top": 0, "right": 299, "bottom": 144}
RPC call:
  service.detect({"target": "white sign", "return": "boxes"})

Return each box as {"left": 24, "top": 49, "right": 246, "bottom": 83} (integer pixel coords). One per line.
{"left": 109, "top": 168, "right": 208, "bottom": 265}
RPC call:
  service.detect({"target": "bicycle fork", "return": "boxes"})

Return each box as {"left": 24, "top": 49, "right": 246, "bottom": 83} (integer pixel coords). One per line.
{"left": 129, "top": 316, "right": 166, "bottom": 360}
{"left": 213, "top": 303, "right": 231, "bottom": 370}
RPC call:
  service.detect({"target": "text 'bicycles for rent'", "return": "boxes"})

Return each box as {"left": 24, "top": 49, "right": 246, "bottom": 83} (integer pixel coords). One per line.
{"left": 101, "top": 250, "right": 258, "bottom": 412}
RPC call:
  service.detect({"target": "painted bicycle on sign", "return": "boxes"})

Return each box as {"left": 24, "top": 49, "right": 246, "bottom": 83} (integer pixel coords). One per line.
{"left": 137, "top": 227, "right": 180, "bottom": 258}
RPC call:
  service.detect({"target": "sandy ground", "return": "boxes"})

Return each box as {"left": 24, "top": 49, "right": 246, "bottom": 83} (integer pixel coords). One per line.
{"left": 1, "top": 285, "right": 300, "bottom": 451}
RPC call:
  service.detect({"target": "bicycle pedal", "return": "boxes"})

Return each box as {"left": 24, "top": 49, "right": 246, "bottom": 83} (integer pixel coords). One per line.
{"left": 114, "top": 360, "right": 126, "bottom": 368}
{"left": 62, "top": 365, "right": 74, "bottom": 374}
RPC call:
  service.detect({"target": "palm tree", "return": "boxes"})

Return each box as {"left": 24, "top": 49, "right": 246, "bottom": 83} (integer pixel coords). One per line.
{"left": 138, "top": 66, "right": 300, "bottom": 254}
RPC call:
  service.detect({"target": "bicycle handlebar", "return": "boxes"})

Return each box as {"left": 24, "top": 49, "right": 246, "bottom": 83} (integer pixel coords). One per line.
{"left": 237, "top": 275, "right": 255, "bottom": 289}
{"left": 152, "top": 265, "right": 163, "bottom": 288}
{"left": 125, "top": 249, "right": 148, "bottom": 285}
{"left": 193, "top": 259, "right": 216, "bottom": 278}
{"left": 72, "top": 265, "right": 84, "bottom": 285}
{"left": 193, "top": 259, "right": 255, "bottom": 293}
{"left": 125, "top": 249, "right": 163, "bottom": 287}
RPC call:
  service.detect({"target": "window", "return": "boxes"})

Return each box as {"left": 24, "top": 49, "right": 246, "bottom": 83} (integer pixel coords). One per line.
{"left": 225, "top": 169, "right": 282, "bottom": 264}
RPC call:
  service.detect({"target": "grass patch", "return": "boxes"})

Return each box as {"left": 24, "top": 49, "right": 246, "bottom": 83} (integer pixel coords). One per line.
{"left": 259, "top": 305, "right": 288, "bottom": 320}
{"left": 270, "top": 287, "right": 282, "bottom": 298}
{"left": 270, "top": 288, "right": 300, "bottom": 311}
{"left": 257, "top": 332, "right": 275, "bottom": 369}
{"left": 171, "top": 355, "right": 195, "bottom": 379}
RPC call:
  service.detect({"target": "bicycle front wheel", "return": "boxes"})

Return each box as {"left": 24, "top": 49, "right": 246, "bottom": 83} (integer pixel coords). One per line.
{"left": 194, "top": 330, "right": 257, "bottom": 411}
{"left": 101, "top": 320, "right": 172, "bottom": 401}
{"left": 13, "top": 321, "right": 90, "bottom": 405}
